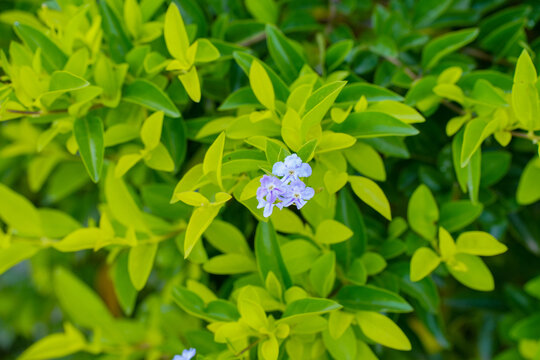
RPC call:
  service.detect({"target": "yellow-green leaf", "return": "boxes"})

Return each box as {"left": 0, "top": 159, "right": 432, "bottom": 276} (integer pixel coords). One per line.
{"left": 128, "top": 242, "right": 158, "bottom": 290}
{"left": 176, "top": 191, "right": 210, "bottom": 207}
{"left": 250, "top": 60, "right": 275, "bottom": 111}
{"left": 439, "top": 227, "right": 456, "bottom": 260}
{"left": 164, "top": 3, "right": 190, "bottom": 62}
{"left": 105, "top": 164, "right": 148, "bottom": 233}
{"left": 456, "top": 231, "right": 508, "bottom": 256}
{"left": 124, "top": 0, "right": 142, "bottom": 39}
{"left": 356, "top": 311, "right": 411, "bottom": 350}
{"left": 447, "top": 253, "right": 494, "bottom": 291}
{"left": 315, "top": 219, "right": 353, "bottom": 244}
{"left": 141, "top": 111, "right": 164, "bottom": 150}
{"left": 184, "top": 205, "right": 221, "bottom": 258}
{"left": 407, "top": 184, "right": 439, "bottom": 240}
{"left": 410, "top": 247, "right": 440, "bottom": 282}
{"left": 349, "top": 176, "right": 391, "bottom": 220}
{"left": 203, "top": 132, "right": 226, "bottom": 189}
{"left": 0, "top": 183, "right": 42, "bottom": 237}
{"left": 203, "top": 253, "right": 257, "bottom": 274}
{"left": 512, "top": 50, "right": 540, "bottom": 131}
{"left": 178, "top": 66, "right": 201, "bottom": 103}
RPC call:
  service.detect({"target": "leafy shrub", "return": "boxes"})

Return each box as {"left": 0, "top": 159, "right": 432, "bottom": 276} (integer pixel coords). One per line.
{"left": 0, "top": 0, "right": 540, "bottom": 359}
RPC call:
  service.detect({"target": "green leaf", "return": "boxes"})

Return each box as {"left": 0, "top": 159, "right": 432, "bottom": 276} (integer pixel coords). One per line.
{"left": 255, "top": 221, "right": 293, "bottom": 289}
{"left": 124, "top": 79, "right": 181, "bottom": 118}
{"left": 281, "top": 240, "right": 320, "bottom": 275}
{"left": 128, "top": 242, "right": 158, "bottom": 290}
{"left": 184, "top": 205, "right": 221, "bottom": 258}
{"left": 105, "top": 164, "right": 149, "bottom": 233}
{"left": 447, "top": 253, "right": 494, "bottom": 291}
{"left": 333, "top": 112, "right": 419, "bottom": 138}
{"left": 53, "top": 267, "right": 117, "bottom": 335}
{"left": 439, "top": 200, "right": 483, "bottom": 232}
{"left": 302, "top": 81, "right": 346, "bottom": 134}
{"left": 456, "top": 231, "right": 507, "bottom": 256}
{"left": 0, "top": 184, "right": 42, "bottom": 237}
{"left": 178, "top": 66, "right": 201, "bottom": 103}
{"left": 510, "top": 313, "right": 540, "bottom": 340}
{"left": 322, "top": 328, "right": 357, "bottom": 360}
{"left": 517, "top": 157, "right": 540, "bottom": 205}
{"left": 361, "top": 252, "right": 387, "bottom": 276}
{"left": 18, "top": 323, "right": 86, "bottom": 360}
{"left": 422, "top": 28, "right": 479, "bottom": 70}
{"left": 194, "top": 39, "right": 220, "bottom": 63}
{"left": 336, "top": 285, "right": 413, "bottom": 313}
{"left": 13, "top": 23, "right": 67, "bottom": 72}
{"left": 356, "top": 311, "right": 412, "bottom": 350}
{"left": 203, "top": 254, "right": 257, "bottom": 274}
{"left": 368, "top": 100, "right": 425, "bottom": 124}
{"left": 203, "top": 132, "right": 226, "bottom": 189}
{"left": 141, "top": 111, "right": 164, "bottom": 151}
{"left": 281, "top": 298, "right": 341, "bottom": 320}
{"left": 124, "top": 0, "right": 142, "bottom": 39}
{"left": 0, "top": 242, "right": 40, "bottom": 275}
{"left": 334, "top": 188, "right": 367, "bottom": 268}
{"left": 144, "top": 143, "right": 175, "bottom": 171}
{"left": 309, "top": 252, "right": 336, "bottom": 297}
{"left": 525, "top": 276, "right": 540, "bottom": 300}
{"left": 410, "top": 247, "right": 441, "bottom": 282}
{"left": 460, "top": 117, "right": 497, "bottom": 167}
{"left": 204, "top": 220, "right": 251, "bottom": 255}
{"left": 326, "top": 40, "right": 354, "bottom": 71}
{"left": 344, "top": 142, "right": 386, "bottom": 181}
{"left": 408, "top": 184, "right": 439, "bottom": 240}
{"left": 481, "top": 151, "right": 511, "bottom": 187}
{"left": 233, "top": 51, "right": 290, "bottom": 102}
{"left": 250, "top": 60, "right": 275, "bottom": 111}
{"left": 297, "top": 139, "right": 318, "bottom": 163}
{"left": 337, "top": 83, "right": 403, "bottom": 104}
{"left": 512, "top": 49, "right": 540, "bottom": 131}
{"left": 98, "top": 0, "right": 132, "bottom": 62}
{"left": 245, "top": 0, "right": 278, "bottom": 24}
{"left": 452, "top": 129, "right": 481, "bottom": 203}
{"left": 73, "top": 116, "right": 104, "bottom": 183}
{"left": 113, "top": 252, "right": 137, "bottom": 316}
{"left": 349, "top": 175, "right": 392, "bottom": 220}
{"left": 39, "top": 209, "right": 80, "bottom": 239}
{"left": 265, "top": 24, "right": 305, "bottom": 83}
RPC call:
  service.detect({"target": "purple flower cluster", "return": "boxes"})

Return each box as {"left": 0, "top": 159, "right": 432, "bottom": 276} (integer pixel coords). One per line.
{"left": 257, "top": 154, "right": 315, "bottom": 217}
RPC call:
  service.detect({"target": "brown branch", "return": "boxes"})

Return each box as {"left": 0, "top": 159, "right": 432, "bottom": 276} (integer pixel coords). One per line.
{"left": 5, "top": 103, "right": 104, "bottom": 117}
{"left": 235, "top": 337, "right": 263, "bottom": 357}
{"left": 462, "top": 47, "right": 513, "bottom": 67}
{"left": 511, "top": 131, "right": 540, "bottom": 142}
{"left": 238, "top": 32, "right": 267, "bottom": 47}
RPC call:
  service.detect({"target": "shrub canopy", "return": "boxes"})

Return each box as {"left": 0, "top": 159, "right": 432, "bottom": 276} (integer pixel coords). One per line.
{"left": 1, "top": 0, "right": 540, "bottom": 359}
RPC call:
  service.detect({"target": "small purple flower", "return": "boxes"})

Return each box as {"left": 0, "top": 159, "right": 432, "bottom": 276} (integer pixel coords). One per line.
{"left": 257, "top": 175, "right": 285, "bottom": 204}
{"left": 173, "top": 348, "right": 196, "bottom": 360}
{"left": 256, "top": 175, "right": 286, "bottom": 218}
{"left": 272, "top": 154, "right": 312, "bottom": 184}
{"left": 278, "top": 180, "right": 315, "bottom": 210}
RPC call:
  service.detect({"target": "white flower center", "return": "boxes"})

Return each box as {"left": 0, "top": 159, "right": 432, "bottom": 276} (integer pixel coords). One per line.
{"left": 289, "top": 170, "right": 295, "bottom": 175}
{"left": 294, "top": 192, "right": 300, "bottom": 198}
{"left": 268, "top": 185, "right": 274, "bottom": 190}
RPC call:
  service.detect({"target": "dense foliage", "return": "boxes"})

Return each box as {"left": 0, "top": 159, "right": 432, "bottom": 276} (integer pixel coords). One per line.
{"left": 1, "top": 0, "right": 540, "bottom": 359}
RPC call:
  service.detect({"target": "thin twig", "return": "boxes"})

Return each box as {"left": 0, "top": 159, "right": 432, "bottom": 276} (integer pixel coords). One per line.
{"left": 511, "top": 131, "right": 540, "bottom": 142}
{"left": 235, "top": 337, "right": 263, "bottom": 357}
{"left": 4, "top": 103, "right": 104, "bottom": 117}
{"left": 462, "top": 47, "right": 513, "bottom": 67}
{"left": 239, "top": 32, "right": 267, "bottom": 47}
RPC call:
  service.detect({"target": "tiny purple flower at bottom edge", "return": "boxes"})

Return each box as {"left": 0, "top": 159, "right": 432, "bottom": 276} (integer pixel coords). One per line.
{"left": 173, "top": 348, "right": 196, "bottom": 360}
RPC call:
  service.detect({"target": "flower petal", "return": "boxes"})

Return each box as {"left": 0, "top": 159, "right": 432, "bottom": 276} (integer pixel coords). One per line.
{"left": 272, "top": 162, "right": 287, "bottom": 176}
{"left": 297, "top": 163, "right": 312, "bottom": 177}
{"left": 302, "top": 186, "right": 315, "bottom": 200}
